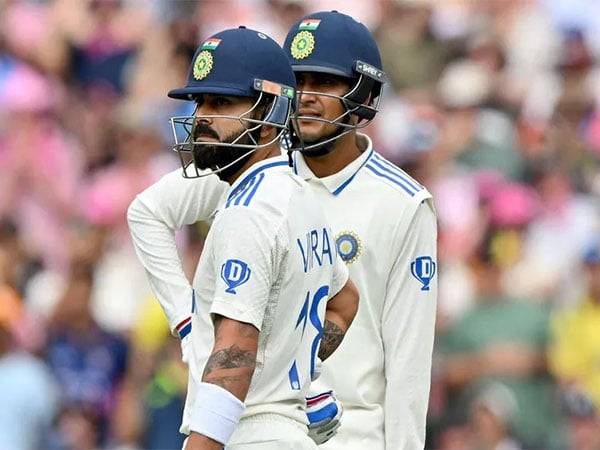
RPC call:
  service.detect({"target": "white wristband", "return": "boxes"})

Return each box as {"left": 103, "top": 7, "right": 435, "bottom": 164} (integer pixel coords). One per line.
{"left": 189, "top": 382, "right": 245, "bottom": 444}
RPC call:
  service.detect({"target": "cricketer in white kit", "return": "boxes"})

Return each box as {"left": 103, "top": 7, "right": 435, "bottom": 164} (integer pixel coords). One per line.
{"left": 184, "top": 156, "right": 352, "bottom": 449}
{"left": 128, "top": 27, "right": 359, "bottom": 450}
{"left": 130, "top": 11, "right": 438, "bottom": 450}
{"left": 129, "top": 134, "right": 437, "bottom": 449}
{"left": 281, "top": 11, "right": 438, "bottom": 449}
{"left": 292, "top": 135, "right": 437, "bottom": 449}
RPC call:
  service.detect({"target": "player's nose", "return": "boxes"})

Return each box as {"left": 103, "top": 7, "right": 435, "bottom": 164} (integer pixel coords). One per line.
{"left": 297, "top": 89, "right": 318, "bottom": 106}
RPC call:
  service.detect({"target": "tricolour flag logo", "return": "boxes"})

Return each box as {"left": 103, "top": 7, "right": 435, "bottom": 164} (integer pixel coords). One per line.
{"left": 299, "top": 19, "right": 321, "bottom": 31}
{"left": 201, "top": 38, "right": 221, "bottom": 51}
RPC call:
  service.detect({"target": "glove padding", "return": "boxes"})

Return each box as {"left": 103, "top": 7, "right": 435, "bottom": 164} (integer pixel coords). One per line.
{"left": 306, "top": 391, "right": 343, "bottom": 445}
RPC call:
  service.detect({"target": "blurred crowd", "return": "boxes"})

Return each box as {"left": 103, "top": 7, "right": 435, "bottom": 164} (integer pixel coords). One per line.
{"left": 1, "top": 0, "right": 599, "bottom": 449}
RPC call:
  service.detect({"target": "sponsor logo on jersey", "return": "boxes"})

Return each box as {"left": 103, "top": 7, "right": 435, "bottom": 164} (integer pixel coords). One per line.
{"left": 411, "top": 256, "right": 436, "bottom": 291}
{"left": 335, "top": 231, "right": 363, "bottom": 264}
{"left": 221, "top": 259, "right": 251, "bottom": 294}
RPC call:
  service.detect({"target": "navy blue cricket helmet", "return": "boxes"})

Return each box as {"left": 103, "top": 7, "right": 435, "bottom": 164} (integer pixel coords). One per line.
{"left": 283, "top": 11, "right": 386, "bottom": 154}
{"left": 168, "top": 27, "right": 296, "bottom": 178}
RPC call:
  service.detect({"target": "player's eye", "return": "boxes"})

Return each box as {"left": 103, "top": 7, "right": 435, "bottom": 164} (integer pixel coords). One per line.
{"left": 320, "top": 76, "right": 336, "bottom": 87}
{"left": 213, "top": 96, "right": 232, "bottom": 107}
{"left": 193, "top": 95, "right": 205, "bottom": 108}
{"left": 296, "top": 74, "right": 306, "bottom": 88}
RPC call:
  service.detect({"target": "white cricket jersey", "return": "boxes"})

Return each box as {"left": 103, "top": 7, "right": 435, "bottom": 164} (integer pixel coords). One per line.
{"left": 179, "top": 157, "right": 349, "bottom": 433}
{"left": 127, "top": 134, "right": 437, "bottom": 449}
{"left": 292, "top": 135, "right": 437, "bottom": 450}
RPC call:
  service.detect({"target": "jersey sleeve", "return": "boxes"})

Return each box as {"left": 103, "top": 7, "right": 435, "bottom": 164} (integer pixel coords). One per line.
{"left": 127, "top": 168, "right": 227, "bottom": 335}
{"left": 208, "top": 207, "right": 281, "bottom": 331}
{"left": 381, "top": 198, "right": 438, "bottom": 449}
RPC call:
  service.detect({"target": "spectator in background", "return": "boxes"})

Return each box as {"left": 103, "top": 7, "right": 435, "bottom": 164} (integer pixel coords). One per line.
{"left": 438, "top": 229, "right": 563, "bottom": 449}
{"left": 560, "top": 390, "right": 600, "bottom": 450}
{"left": 83, "top": 104, "right": 176, "bottom": 334}
{"left": 509, "top": 166, "right": 600, "bottom": 304}
{"left": 468, "top": 383, "right": 523, "bottom": 450}
{"left": 141, "top": 339, "right": 187, "bottom": 450}
{"left": 375, "top": 0, "right": 449, "bottom": 91}
{"left": 49, "top": 405, "right": 103, "bottom": 450}
{"left": 435, "top": 59, "right": 525, "bottom": 181}
{"left": 0, "top": 64, "right": 82, "bottom": 272}
{"left": 0, "top": 289, "right": 57, "bottom": 450}
{"left": 45, "top": 267, "right": 128, "bottom": 443}
{"left": 549, "top": 240, "right": 600, "bottom": 410}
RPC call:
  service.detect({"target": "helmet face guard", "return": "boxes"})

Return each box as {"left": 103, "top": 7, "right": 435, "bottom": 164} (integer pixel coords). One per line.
{"left": 290, "top": 61, "right": 386, "bottom": 155}
{"left": 170, "top": 79, "right": 294, "bottom": 178}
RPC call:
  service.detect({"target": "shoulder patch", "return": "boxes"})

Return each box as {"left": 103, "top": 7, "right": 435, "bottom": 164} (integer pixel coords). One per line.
{"left": 221, "top": 259, "right": 251, "bottom": 294}
{"left": 411, "top": 256, "right": 436, "bottom": 291}
{"left": 226, "top": 172, "right": 266, "bottom": 208}
{"left": 365, "top": 153, "right": 424, "bottom": 197}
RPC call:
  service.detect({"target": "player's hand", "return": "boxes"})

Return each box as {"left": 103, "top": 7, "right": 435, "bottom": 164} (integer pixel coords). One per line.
{"left": 306, "top": 391, "right": 343, "bottom": 445}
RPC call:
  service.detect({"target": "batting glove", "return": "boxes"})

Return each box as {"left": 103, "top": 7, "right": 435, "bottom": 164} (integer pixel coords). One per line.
{"left": 306, "top": 391, "right": 343, "bottom": 445}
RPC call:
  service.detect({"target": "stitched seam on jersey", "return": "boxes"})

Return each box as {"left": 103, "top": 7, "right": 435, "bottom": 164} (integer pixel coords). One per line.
{"left": 372, "top": 153, "right": 423, "bottom": 190}
{"left": 369, "top": 158, "right": 419, "bottom": 195}
{"left": 243, "top": 172, "right": 266, "bottom": 206}
{"left": 227, "top": 176, "right": 257, "bottom": 208}
{"left": 366, "top": 164, "right": 415, "bottom": 196}
{"left": 331, "top": 148, "right": 374, "bottom": 196}
{"left": 226, "top": 160, "right": 288, "bottom": 204}
{"left": 254, "top": 217, "right": 286, "bottom": 388}
{"left": 234, "top": 176, "right": 257, "bottom": 206}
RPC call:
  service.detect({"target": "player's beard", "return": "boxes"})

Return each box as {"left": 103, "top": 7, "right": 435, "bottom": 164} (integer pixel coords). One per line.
{"left": 192, "top": 123, "right": 257, "bottom": 181}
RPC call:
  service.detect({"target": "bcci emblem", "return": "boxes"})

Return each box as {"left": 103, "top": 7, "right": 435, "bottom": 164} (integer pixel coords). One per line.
{"left": 290, "top": 31, "right": 315, "bottom": 60}
{"left": 335, "top": 231, "right": 363, "bottom": 265}
{"left": 221, "top": 259, "right": 251, "bottom": 294}
{"left": 411, "top": 256, "right": 436, "bottom": 291}
{"left": 193, "top": 50, "right": 213, "bottom": 80}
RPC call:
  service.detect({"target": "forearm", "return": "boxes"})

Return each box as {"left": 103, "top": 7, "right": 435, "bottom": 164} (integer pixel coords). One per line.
{"left": 202, "top": 343, "right": 256, "bottom": 400}
{"left": 201, "top": 316, "right": 258, "bottom": 401}
{"left": 187, "top": 317, "right": 258, "bottom": 448}
{"left": 319, "top": 316, "right": 346, "bottom": 361}
{"left": 319, "top": 279, "right": 359, "bottom": 361}
{"left": 185, "top": 432, "right": 223, "bottom": 450}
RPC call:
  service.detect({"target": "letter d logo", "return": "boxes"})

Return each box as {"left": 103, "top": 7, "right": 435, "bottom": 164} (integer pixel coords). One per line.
{"left": 221, "top": 259, "right": 251, "bottom": 294}
{"left": 411, "top": 256, "right": 436, "bottom": 292}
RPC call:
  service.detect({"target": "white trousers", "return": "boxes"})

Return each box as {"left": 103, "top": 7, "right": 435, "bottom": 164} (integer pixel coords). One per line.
{"left": 183, "top": 414, "right": 318, "bottom": 450}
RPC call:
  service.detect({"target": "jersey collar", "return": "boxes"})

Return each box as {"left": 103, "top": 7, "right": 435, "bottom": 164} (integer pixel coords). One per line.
{"left": 226, "top": 156, "right": 290, "bottom": 204}
{"left": 292, "top": 133, "right": 374, "bottom": 196}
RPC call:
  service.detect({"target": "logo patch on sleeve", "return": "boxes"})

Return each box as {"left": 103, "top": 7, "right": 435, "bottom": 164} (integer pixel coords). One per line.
{"left": 221, "top": 259, "right": 251, "bottom": 294}
{"left": 411, "top": 256, "right": 436, "bottom": 291}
